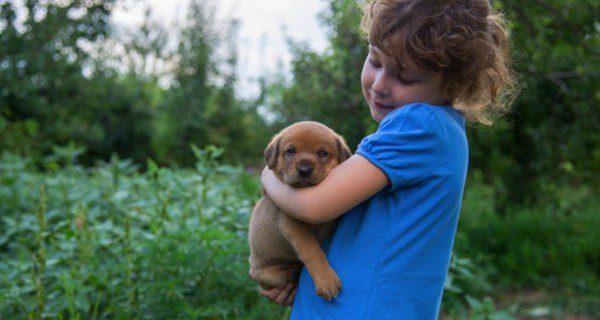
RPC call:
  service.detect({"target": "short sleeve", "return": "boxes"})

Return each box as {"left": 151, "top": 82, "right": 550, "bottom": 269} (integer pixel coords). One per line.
{"left": 356, "top": 104, "right": 443, "bottom": 191}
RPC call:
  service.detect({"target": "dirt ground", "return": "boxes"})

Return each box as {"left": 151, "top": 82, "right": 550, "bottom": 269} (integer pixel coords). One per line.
{"left": 499, "top": 290, "right": 599, "bottom": 320}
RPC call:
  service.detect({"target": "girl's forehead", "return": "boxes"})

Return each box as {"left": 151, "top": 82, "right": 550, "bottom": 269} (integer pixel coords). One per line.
{"left": 368, "top": 43, "right": 426, "bottom": 74}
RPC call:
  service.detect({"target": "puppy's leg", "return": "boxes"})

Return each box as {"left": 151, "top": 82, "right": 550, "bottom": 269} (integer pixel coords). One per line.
{"left": 279, "top": 215, "right": 342, "bottom": 300}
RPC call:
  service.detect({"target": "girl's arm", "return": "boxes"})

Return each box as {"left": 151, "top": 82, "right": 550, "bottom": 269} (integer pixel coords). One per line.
{"left": 261, "top": 154, "right": 388, "bottom": 224}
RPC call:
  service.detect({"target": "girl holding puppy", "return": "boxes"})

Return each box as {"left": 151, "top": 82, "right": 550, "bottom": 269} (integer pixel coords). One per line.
{"left": 261, "top": 0, "right": 516, "bottom": 318}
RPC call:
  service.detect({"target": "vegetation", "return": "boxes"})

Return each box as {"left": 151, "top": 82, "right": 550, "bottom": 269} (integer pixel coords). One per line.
{"left": 1, "top": 0, "right": 598, "bottom": 318}
{"left": 0, "top": 148, "right": 284, "bottom": 319}
{"left": 1, "top": 149, "right": 598, "bottom": 319}
{"left": 0, "top": 0, "right": 268, "bottom": 166}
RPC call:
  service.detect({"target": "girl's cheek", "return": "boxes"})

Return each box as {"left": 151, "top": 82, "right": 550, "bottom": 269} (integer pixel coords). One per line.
{"left": 360, "top": 70, "right": 370, "bottom": 93}
{"left": 360, "top": 63, "right": 368, "bottom": 81}
{"left": 361, "top": 64, "right": 375, "bottom": 87}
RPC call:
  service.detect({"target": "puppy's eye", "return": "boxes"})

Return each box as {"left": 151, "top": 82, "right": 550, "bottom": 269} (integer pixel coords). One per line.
{"left": 318, "top": 150, "right": 329, "bottom": 157}
{"left": 285, "top": 147, "right": 296, "bottom": 155}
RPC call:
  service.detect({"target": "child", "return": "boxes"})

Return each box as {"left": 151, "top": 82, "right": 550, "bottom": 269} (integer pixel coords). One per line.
{"left": 260, "top": 0, "right": 516, "bottom": 318}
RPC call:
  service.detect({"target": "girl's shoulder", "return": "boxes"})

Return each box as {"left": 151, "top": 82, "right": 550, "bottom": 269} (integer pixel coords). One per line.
{"left": 357, "top": 103, "right": 467, "bottom": 190}
{"left": 380, "top": 103, "right": 465, "bottom": 134}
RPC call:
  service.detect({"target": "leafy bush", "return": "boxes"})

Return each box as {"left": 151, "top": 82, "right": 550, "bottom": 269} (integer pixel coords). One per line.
{"left": 456, "top": 171, "right": 600, "bottom": 289}
{"left": 0, "top": 147, "right": 285, "bottom": 319}
{"left": 3, "top": 148, "right": 597, "bottom": 318}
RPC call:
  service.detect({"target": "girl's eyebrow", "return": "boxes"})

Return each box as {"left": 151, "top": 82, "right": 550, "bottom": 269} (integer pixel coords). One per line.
{"left": 368, "top": 43, "right": 384, "bottom": 54}
{"left": 368, "top": 45, "right": 378, "bottom": 56}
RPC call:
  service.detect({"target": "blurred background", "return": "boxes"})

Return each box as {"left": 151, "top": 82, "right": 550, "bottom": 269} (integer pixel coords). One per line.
{"left": 0, "top": 0, "right": 598, "bottom": 318}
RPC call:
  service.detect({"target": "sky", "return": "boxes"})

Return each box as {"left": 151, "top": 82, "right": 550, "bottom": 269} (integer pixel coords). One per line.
{"left": 111, "top": 0, "right": 331, "bottom": 98}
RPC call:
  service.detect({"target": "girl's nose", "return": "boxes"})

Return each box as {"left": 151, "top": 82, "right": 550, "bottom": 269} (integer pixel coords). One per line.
{"left": 372, "top": 72, "right": 390, "bottom": 97}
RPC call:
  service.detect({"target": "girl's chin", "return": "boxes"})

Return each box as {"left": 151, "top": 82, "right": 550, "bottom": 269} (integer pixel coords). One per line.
{"left": 370, "top": 108, "right": 388, "bottom": 123}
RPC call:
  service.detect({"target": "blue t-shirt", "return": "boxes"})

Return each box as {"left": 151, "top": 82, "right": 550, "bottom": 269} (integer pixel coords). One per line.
{"left": 290, "top": 103, "right": 468, "bottom": 319}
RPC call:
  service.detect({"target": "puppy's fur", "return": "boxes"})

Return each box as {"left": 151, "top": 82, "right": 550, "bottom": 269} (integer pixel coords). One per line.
{"left": 248, "top": 121, "right": 352, "bottom": 300}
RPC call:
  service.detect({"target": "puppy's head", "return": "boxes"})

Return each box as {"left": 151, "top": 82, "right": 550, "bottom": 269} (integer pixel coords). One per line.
{"left": 265, "top": 121, "right": 352, "bottom": 187}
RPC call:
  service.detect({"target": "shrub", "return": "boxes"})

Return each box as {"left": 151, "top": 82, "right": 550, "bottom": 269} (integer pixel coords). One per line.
{"left": 0, "top": 148, "right": 285, "bottom": 319}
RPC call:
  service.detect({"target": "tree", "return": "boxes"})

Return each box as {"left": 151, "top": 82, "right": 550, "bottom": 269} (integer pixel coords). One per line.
{"left": 469, "top": 0, "right": 600, "bottom": 208}
{"left": 156, "top": 0, "right": 269, "bottom": 166}
{"left": 0, "top": 0, "right": 154, "bottom": 164}
{"left": 264, "top": 0, "right": 370, "bottom": 150}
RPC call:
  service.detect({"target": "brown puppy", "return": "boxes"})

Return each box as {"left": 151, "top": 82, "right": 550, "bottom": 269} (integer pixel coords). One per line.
{"left": 248, "top": 121, "right": 352, "bottom": 300}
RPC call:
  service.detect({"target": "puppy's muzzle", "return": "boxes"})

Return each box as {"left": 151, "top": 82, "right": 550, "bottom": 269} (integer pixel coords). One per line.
{"left": 297, "top": 163, "right": 313, "bottom": 178}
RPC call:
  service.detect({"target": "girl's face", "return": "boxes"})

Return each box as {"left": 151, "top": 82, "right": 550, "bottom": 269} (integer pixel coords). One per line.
{"left": 361, "top": 44, "right": 446, "bottom": 123}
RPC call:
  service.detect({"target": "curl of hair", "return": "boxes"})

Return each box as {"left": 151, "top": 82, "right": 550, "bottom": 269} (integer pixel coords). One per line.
{"left": 361, "top": 0, "right": 518, "bottom": 124}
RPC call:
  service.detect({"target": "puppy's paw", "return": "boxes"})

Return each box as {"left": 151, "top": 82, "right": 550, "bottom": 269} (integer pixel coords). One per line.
{"left": 314, "top": 268, "right": 342, "bottom": 301}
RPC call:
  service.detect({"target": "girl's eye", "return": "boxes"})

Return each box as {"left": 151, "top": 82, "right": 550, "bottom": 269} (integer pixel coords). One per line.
{"left": 318, "top": 150, "right": 329, "bottom": 157}
{"left": 396, "top": 74, "right": 415, "bottom": 85}
{"left": 368, "top": 59, "right": 381, "bottom": 68}
{"left": 286, "top": 148, "right": 295, "bottom": 155}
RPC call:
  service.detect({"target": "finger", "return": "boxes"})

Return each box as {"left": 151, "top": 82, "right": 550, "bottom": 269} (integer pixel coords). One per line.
{"left": 285, "top": 287, "right": 297, "bottom": 306}
{"left": 259, "top": 284, "right": 288, "bottom": 302}
{"left": 258, "top": 286, "right": 278, "bottom": 301}
{"left": 274, "top": 283, "right": 294, "bottom": 305}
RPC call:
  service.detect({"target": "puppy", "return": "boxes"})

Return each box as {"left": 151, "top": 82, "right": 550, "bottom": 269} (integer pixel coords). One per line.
{"left": 248, "top": 121, "right": 352, "bottom": 300}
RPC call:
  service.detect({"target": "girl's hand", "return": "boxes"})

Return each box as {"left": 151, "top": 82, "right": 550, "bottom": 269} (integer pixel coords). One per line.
{"left": 259, "top": 282, "right": 297, "bottom": 306}
{"left": 261, "top": 166, "right": 279, "bottom": 194}
{"left": 260, "top": 166, "right": 270, "bottom": 193}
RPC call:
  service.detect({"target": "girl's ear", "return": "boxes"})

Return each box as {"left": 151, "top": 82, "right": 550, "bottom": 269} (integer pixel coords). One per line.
{"left": 264, "top": 136, "right": 281, "bottom": 169}
{"left": 336, "top": 137, "right": 352, "bottom": 163}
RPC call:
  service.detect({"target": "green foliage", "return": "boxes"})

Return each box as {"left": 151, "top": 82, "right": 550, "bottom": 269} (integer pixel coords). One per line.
{"left": 469, "top": 0, "right": 600, "bottom": 208}
{"left": 441, "top": 251, "right": 516, "bottom": 318}
{"left": 2, "top": 148, "right": 599, "bottom": 318}
{"left": 456, "top": 172, "right": 600, "bottom": 290}
{"left": 153, "top": 0, "right": 216, "bottom": 166}
{"left": 0, "top": 0, "right": 157, "bottom": 164}
{"left": 0, "top": 0, "right": 269, "bottom": 166}
{"left": 0, "top": 109, "right": 41, "bottom": 159}
{"left": 464, "top": 297, "right": 516, "bottom": 320}
{"left": 151, "top": 1, "right": 269, "bottom": 166}
{"left": 443, "top": 254, "right": 493, "bottom": 311}
{"left": 0, "top": 148, "right": 283, "bottom": 319}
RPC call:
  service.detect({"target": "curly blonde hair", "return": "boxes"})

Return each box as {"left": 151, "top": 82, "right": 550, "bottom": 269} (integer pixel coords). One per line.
{"left": 361, "top": 0, "right": 518, "bottom": 124}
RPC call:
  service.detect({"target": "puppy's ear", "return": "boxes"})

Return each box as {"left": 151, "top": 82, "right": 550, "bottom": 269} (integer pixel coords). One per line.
{"left": 336, "top": 137, "right": 352, "bottom": 163}
{"left": 264, "top": 136, "right": 281, "bottom": 169}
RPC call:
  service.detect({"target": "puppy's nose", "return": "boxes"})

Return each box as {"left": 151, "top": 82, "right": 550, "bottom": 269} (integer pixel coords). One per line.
{"left": 297, "top": 164, "right": 313, "bottom": 178}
